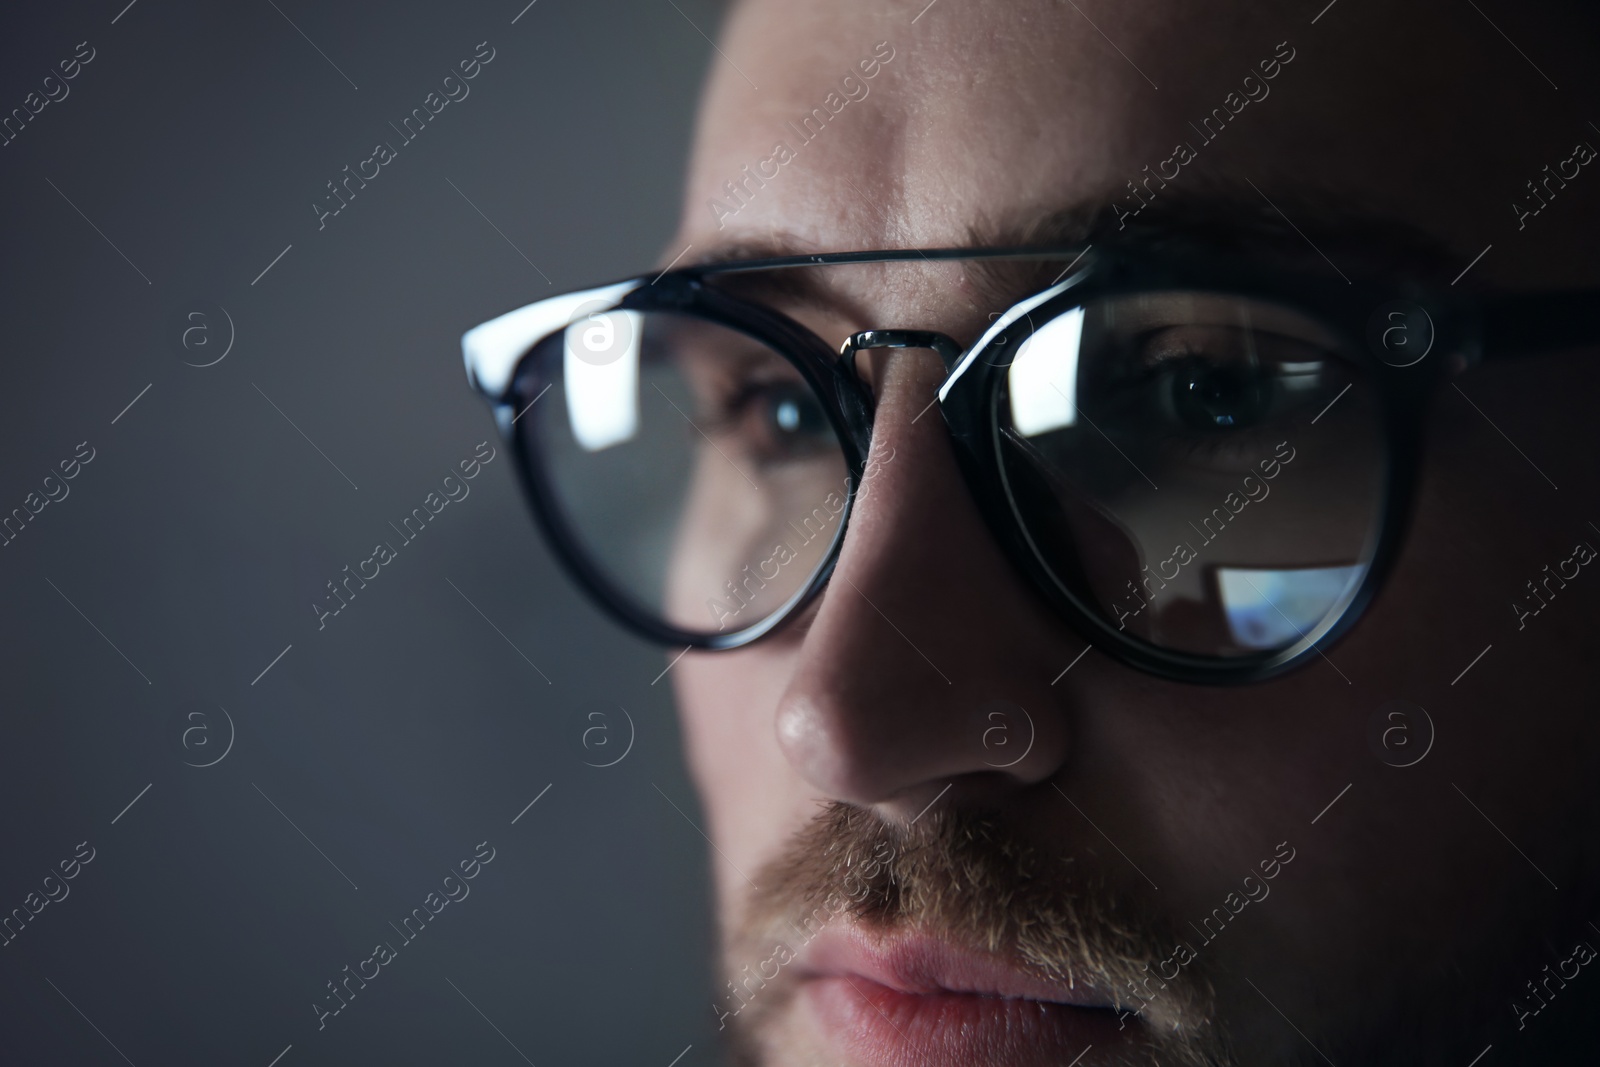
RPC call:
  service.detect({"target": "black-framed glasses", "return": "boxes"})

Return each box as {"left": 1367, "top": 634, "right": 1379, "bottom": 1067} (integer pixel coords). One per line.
{"left": 460, "top": 238, "right": 1595, "bottom": 684}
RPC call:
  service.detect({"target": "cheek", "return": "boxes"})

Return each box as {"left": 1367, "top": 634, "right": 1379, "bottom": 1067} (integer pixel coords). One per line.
{"left": 674, "top": 651, "right": 811, "bottom": 902}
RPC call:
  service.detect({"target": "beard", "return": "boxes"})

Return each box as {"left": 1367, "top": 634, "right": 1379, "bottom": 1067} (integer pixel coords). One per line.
{"left": 712, "top": 799, "right": 1600, "bottom": 1067}
{"left": 717, "top": 800, "right": 1237, "bottom": 1067}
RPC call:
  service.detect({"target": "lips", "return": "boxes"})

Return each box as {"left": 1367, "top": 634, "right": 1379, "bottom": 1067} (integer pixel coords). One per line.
{"left": 792, "top": 925, "right": 1134, "bottom": 1067}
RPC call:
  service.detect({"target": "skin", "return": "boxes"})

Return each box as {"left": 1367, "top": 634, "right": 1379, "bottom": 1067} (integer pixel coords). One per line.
{"left": 664, "top": 1, "right": 1600, "bottom": 1062}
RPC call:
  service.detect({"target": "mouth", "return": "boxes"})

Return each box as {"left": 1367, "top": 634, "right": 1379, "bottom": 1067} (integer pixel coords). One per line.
{"left": 791, "top": 924, "right": 1135, "bottom": 1067}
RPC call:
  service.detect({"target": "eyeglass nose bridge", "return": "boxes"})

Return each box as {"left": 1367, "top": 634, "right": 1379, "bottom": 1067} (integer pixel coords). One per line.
{"left": 839, "top": 329, "right": 965, "bottom": 375}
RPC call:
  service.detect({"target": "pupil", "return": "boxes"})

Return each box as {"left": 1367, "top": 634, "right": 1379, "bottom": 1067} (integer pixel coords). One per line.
{"left": 1176, "top": 364, "right": 1270, "bottom": 429}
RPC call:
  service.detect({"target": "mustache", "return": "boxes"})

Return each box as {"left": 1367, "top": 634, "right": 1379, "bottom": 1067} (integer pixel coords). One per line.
{"left": 724, "top": 801, "right": 1231, "bottom": 1066}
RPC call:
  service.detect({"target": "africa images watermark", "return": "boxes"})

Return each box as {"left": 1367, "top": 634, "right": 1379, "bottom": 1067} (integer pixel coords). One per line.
{"left": 1110, "top": 40, "right": 1298, "bottom": 229}
{"left": 578, "top": 700, "right": 636, "bottom": 768}
{"left": 0, "top": 39, "right": 96, "bottom": 150}
{"left": 1510, "top": 523, "right": 1596, "bottom": 631}
{"left": 1115, "top": 839, "right": 1297, "bottom": 1030}
{"left": 712, "top": 839, "right": 898, "bottom": 1031}
{"left": 1510, "top": 933, "right": 1596, "bottom": 1033}
{"left": 0, "top": 839, "right": 97, "bottom": 950}
{"left": 312, "top": 441, "right": 497, "bottom": 630}
{"left": 313, "top": 840, "right": 497, "bottom": 1030}
{"left": 313, "top": 41, "right": 497, "bottom": 231}
{"left": 1109, "top": 440, "right": 1297, "bottom": 631}
{"left": 1511, "top": 130, "right": 1596, "bottom": 231}
{"left": 0, "top": 440, "right": 96, "bottom": 551}
{"left": 705, "top": 40, "right": 896, "bottom": 230}
{"left": 706, "top": 444, "right": 897, "bottom": 631}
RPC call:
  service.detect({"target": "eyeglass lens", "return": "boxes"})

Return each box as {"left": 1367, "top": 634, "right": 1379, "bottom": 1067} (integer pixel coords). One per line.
{"left": 518, "top": 309, "right": 851, "bottom": 636}
{"left": 996, "top": 290, "right": 1384, "bottom": 656}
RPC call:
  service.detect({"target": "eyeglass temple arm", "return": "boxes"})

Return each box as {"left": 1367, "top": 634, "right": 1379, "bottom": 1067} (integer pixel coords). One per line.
{"left": 1480, "top": 291, "right": 1600, "bottom": 359}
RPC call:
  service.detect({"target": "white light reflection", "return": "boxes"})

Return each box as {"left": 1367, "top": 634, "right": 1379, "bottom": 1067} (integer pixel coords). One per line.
{"left": 1008, "top": 307, "right": 1084, "bottom": 437}
{"left": 563, "top": 309, "right": 643, "bottom": 451}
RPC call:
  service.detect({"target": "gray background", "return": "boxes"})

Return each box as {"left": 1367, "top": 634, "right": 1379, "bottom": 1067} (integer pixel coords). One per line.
{"left": 0, "top": 1, "right": 727, "bottom": 1063}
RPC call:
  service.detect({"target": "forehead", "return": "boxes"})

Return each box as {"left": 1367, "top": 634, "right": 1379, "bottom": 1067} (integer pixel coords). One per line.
{"left": 676, "top": 0, "right": 1596, "bottom": 290}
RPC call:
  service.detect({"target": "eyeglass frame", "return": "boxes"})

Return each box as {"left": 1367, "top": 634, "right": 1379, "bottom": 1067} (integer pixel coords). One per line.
{"left": 461, "top": 237, "right": 1597, "bottom": 685}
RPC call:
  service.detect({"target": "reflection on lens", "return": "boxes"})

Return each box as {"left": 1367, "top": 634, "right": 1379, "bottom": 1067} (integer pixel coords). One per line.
{"left": 1216, "top": 564, "right": 1367, "bottom": 649}
{"left": 996, "top": 291, "right": 1383, "bottom": 658}
{"left": 515, "top": 310, "right": 849, "bottom": 637}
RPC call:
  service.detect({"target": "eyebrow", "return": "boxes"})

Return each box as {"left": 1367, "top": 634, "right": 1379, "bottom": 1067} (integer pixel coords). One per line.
{"left": 677, "top": 179, "right": 1465, "bottom": 329}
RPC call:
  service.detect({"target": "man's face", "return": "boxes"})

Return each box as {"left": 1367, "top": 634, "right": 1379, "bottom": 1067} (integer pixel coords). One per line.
{"left": 666, "top": 2, "right": 1600, "bottom": 1063}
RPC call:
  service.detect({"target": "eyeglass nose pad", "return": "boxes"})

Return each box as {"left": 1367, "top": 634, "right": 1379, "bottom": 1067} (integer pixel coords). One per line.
{"left": 839, "top": 330, "right": 965, "bottom": 375}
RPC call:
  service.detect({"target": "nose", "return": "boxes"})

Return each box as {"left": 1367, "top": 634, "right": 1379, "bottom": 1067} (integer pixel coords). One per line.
{"left": 772, "top": 343, "right": 1082, "bottom": 822}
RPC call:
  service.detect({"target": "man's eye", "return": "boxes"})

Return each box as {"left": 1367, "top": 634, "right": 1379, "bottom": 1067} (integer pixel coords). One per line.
{"left": 770, "top": 390, "right": 823, "bottom": 434}
{"left": 1110, "top": 324, "right": 1337, "bottom": 438}
{"left": 706, "top": 380, "right": 834, "bottom": 463}
{"left": 1167, "top": 357, "right": 1277, "bottom": 430}
{"left": 754, "top": 383, "right": 832, "bottom": 451}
